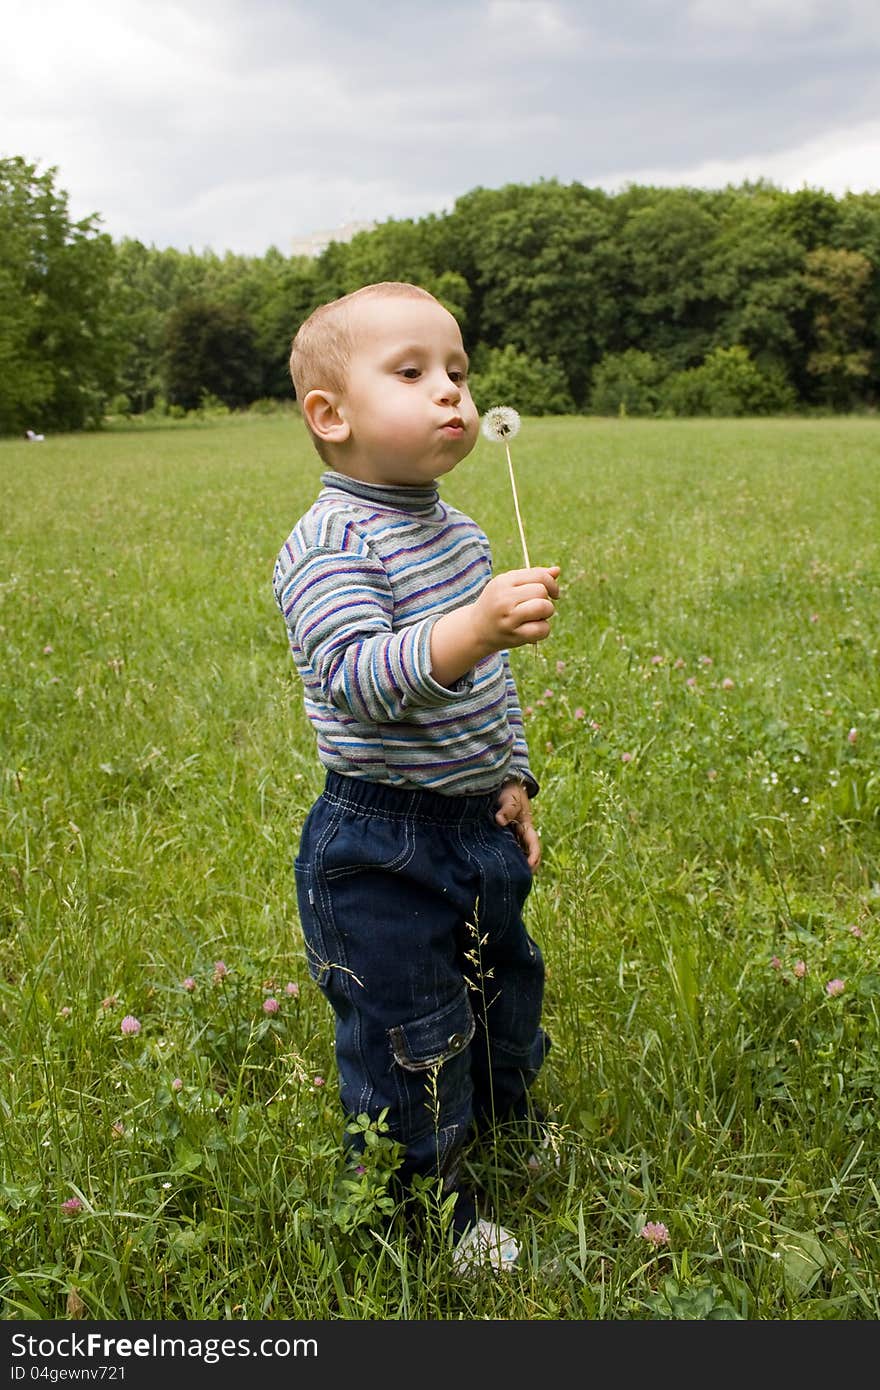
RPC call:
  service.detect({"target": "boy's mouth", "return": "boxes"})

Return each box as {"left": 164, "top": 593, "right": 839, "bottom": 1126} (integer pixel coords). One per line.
{"left": 441, "top": 417, "right": 464, "bottom": 434}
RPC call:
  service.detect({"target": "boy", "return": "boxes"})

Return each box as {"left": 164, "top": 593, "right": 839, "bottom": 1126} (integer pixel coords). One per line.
{"left": 272, "top": 282, "right": 561, "bottom": 1271}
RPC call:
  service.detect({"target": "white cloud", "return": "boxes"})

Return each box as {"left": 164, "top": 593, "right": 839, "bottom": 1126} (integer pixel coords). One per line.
{"left": 600, "top": 118, "right": 880, "bottom": 198}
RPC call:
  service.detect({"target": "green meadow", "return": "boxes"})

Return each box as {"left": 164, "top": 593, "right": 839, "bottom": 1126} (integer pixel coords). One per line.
{"left": 1, "top": 413, "right": 879, "bottom": 1320}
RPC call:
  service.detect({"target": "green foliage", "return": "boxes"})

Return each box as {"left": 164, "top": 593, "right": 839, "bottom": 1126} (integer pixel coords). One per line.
{"left": 660, "top": 345, "right": 798, "bottom": 417}
{"left": 468, "top": 344, "right": 575, "bottom": 415}
{"left": 588, "top": 349, "right": 667, "bottom": 416}
{"left": 0, "top": 157, "right": 119, "bottom": 433}
{"left": 163, "top": 297, "right": 262, "bottom": 411}
{"left": 4, "top": 166, "right": 880, "bottom": 436}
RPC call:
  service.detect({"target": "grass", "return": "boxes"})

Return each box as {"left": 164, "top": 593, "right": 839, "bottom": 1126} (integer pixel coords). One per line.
{"left": 1, "top": 413, "right": 878, "bottom": 1321}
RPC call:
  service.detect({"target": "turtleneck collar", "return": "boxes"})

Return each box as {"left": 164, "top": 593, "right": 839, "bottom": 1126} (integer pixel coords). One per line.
{"left": 320, "top": 470, "right": 440, "bottom": 514}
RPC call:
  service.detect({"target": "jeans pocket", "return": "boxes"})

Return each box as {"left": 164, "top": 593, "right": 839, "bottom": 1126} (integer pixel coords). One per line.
{"left": 294, "top": 861, "right": 331, "bottom": 986}
{"left": 388, "top": 988, "right": 475, "bottom": 1144}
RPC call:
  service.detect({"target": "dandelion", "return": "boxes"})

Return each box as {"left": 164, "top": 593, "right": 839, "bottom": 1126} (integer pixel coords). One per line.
{"left": 480, "top": 406, "right": 530, "bottom": 568}
{"left": 120, "top": 1014, "right": 141, "bottom": 1036}
{"left": 60, "top": 1197, "right": 83, "bottom": 1214}
{"left": 848, "top": 728, "right": 858, "bottom": 744}
{"left": 171, "top": 1077, "right": 183, "bottom": 1092}
{"left": 640, "top": 1221, "right": 669, "bottom": 1247}
{"left": 181, "top": 976, "right": 196, "bottom": 992}
{"left": 793, "top": 960, "right": 806, "bottom": 979}
{"left": 285, "top": 981, "right": 300, "bottom": 996}
{"left": 263, "top": 996, "right": 280, "bottom": 1015}
{"left": 826, "top": 978, "right": 845, "bottom": 997}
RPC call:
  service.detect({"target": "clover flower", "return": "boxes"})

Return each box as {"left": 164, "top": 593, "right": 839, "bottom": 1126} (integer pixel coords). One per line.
{"left": 120, "top": 1014, "right": 141, "bottom": 1036}
{"left": 826, "top": 978, "right": 845, "bottom": 997}
{"left": 480, "top": 406, "right": 531, "bottom": 568}
{"left": 263, "top": 996, "right": 280, "bottom": 1015}
{"left": 640, "top": 1221, "right": 669, "bottom": 1247}
{"left": 60, "top": 1197, "right": 83, "bottom": 1214}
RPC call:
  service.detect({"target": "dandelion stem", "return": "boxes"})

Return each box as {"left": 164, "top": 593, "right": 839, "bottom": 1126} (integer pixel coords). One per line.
{"left": 505, "top": 442, "right": 531, "bottom": 569}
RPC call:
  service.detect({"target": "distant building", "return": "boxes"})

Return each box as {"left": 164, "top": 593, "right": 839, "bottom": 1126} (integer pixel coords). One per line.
{"left": 290, "top": 219, "right": 377, "bottom": 258}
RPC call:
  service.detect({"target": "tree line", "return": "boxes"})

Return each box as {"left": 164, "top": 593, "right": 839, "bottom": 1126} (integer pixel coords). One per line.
{"left": 2, "top": 154, "right": 879, "bottom": 436}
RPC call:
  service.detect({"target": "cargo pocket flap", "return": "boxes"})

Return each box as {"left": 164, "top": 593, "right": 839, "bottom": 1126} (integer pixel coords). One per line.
{"left": 389, "top": 989, "right": 475, "bottom": 1072}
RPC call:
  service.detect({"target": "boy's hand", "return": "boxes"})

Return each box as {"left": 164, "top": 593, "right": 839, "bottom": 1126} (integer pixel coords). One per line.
{"left": 472, "top": 565, "right": 561, "bottom": 652}
{"left": 495, "top": 781, "right": 542, "bottom": 871}
{"left": 430, "top": 564, "right": 560, "bottom": 688}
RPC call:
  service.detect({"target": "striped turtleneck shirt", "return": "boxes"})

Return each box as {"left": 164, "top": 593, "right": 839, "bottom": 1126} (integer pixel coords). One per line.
{"left": 272, "top": 470, "right": 537, "bottom": 797}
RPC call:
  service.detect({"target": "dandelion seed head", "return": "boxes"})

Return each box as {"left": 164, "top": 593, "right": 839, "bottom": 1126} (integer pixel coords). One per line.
{"left": 481, "top": 405, "right": 521, "bottom": 442}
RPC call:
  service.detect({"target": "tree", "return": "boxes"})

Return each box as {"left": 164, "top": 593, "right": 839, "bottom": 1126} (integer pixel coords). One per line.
{"left": 0, "top": 157, "right": 119, "bottom": 434}
{"left": 468, "top": 344, "right": 575, "bottom": 415}
{"left": 163, "top": 298, "right": 261, "bottom": 411}
{"left": 661, "top": 345, "right": 796, "bottom": 417}
{"left": 802, "top": 247, "right": 874, "bottom": 408}
{"left": 589, "top": 350, "right": 667, "bottom": 416}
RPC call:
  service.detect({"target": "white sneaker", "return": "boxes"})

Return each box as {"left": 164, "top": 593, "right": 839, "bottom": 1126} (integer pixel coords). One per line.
{"left": 452, "top": 1219, "right": 520, "bottom": 1274}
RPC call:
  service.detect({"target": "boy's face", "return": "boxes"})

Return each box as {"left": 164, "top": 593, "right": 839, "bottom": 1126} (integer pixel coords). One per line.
{"left": 333, "top": 296, "right": 479, "bottom": 486}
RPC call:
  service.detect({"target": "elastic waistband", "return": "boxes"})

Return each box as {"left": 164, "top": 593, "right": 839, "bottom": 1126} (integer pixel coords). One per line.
{"left": 321, "top": 771, "right": 499, "bottom": 825}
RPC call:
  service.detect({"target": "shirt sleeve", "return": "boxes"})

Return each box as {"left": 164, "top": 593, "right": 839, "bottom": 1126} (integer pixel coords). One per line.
{"left": 274, "top": 537, "right": 476, "bottom": 724}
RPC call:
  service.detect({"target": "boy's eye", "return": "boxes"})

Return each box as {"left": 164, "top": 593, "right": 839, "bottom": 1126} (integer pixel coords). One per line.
{"left": 398, "top": 367, "right": 421, "bottom": 380}
{"left": 449, "top": 370, "right": 467, "bottom": 384}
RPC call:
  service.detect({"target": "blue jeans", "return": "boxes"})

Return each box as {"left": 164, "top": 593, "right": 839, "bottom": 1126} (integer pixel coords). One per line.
{"left": 294, "top": 772, "right": 549, "bottom": 1193}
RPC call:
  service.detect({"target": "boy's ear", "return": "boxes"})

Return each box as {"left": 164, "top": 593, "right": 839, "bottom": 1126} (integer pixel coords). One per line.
{"left": 302, "top": 390, "right": 351, "bottom": 445}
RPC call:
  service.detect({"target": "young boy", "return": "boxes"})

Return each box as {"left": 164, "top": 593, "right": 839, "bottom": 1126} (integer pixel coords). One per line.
{"left": 272, "top": 282, "right": 561, "bottom": 1271}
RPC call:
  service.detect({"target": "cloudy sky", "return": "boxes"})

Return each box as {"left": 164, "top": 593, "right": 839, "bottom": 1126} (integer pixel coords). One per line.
{"left": 3, "top": 0, "right": 880, "bottom": 256}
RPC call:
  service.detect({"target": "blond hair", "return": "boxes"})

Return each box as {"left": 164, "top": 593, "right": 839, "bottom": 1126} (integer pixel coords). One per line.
{"left": 290, "top": 282, "right": 439, "bottom": 458}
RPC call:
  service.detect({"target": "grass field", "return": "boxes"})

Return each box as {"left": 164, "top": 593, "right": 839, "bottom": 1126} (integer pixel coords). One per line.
{"left": 1, "top": 413, "right": 879, "bottom": 1321}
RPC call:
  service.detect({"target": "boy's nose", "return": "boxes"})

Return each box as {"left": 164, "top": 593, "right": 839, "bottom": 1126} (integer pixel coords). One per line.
{"left": 434, "top": 375, "right": 462, "bottom": 405}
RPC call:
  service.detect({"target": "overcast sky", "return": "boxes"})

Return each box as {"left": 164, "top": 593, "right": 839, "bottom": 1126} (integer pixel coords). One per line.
{"left": 4, "top": 0, "right": 879, "bottom": 256}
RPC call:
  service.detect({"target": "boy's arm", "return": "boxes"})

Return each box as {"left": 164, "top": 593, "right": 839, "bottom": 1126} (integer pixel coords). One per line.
{"left": 276, "top": 542, "right": 477, "bottom": 722}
